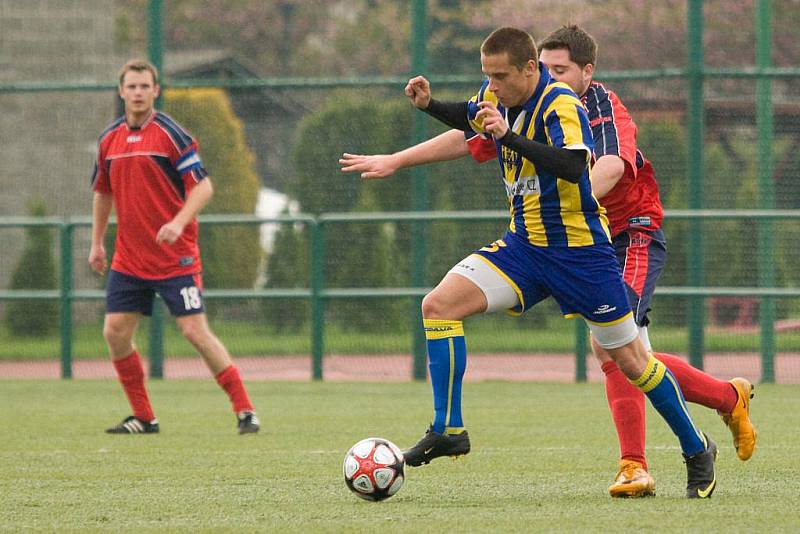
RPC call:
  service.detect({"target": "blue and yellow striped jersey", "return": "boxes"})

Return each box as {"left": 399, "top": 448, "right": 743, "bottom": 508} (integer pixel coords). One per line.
{"left": 467, "top": 64, "right": 610, "bottom": 247}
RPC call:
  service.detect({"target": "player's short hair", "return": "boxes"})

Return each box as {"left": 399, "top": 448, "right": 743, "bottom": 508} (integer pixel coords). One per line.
{"left": 118, "top": 59, "right": 159, "bottom": 86}
{"left": 539, "top": 25, "right": 598, "bottom": 68}
{"left": 481, "top": 27, "right": 538, "bottom": 70}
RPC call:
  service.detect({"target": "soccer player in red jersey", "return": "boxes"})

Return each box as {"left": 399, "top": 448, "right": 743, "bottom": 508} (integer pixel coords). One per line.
{"left": 537, "top": 25, "right": 755, "bottom": 496}
{"left": 89, "top": 59, "right": 259, "bottom": 435}
{"left": 341, "top": 26, "right": 756, "bottom": 497}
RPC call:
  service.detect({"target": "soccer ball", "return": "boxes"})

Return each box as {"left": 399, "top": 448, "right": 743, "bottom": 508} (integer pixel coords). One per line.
{"left": 343, "top": 437, "right": 405, "bottom": 501}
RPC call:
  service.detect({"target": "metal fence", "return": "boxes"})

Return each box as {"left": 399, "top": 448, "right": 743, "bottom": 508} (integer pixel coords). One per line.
{"left": 1, "top": 1, "right": 798, "bottom": 382}
{"left": 1, "top": 210, "right": 799, "bottom": 381}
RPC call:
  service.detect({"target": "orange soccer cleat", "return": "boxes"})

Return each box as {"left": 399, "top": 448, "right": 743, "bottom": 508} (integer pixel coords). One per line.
{"left": 608, "top": 460, "right": 656, "bottom": 498}
{"left": 719, "top": 377, "right": 757, "bottom": 461}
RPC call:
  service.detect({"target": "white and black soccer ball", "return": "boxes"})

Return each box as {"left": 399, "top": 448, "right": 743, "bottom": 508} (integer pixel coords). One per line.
{"left": 343, "top": 437, "right": 405, "bottom": 501}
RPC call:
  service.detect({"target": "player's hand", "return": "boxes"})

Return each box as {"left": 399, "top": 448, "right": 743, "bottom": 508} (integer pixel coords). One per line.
{"left": 404, "top": 76, "right": 432, "bottom": 109}
{"left": 156, "top": 220, "right": 185, "bottom": 245}
{"left": 475, "top": 101, "right": 508, "bottom": 138}
{"left": 339, "top": 153, "right": 399, "bottom": 180}
{"left": 88, "top": 244, "right": 107, "bottom": 274}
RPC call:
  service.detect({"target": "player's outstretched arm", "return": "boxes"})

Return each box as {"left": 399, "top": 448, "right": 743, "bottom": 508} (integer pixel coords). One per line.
{"left": 156, "top": 178, "right": 214, "bottom": 245}
{"left": 340, "top": 130, "right": 469, "bottom": 180}
{"left": 89, "top": 192, "right": 113, "bottom": 274}
{"left": 589, "top": 155, "right": 626, "bottom": 199}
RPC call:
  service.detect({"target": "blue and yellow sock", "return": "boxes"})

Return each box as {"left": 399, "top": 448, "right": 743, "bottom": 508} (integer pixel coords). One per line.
{"left": 631, "top": 354, "right": 706, "bottom": 456}
{"left": 423, "top": 318, "right": 467, "bottom": 435}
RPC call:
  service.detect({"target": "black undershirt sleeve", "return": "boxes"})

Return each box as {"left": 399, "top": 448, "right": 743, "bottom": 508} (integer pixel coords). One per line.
{"left": 421, "top": 99, "right": 471, "bottom": 131}
{"left": 421, "top": 99, "right": 588, "bottom": 182}
{"left": 497, "top": 130, "right": 588, "bottom": 183}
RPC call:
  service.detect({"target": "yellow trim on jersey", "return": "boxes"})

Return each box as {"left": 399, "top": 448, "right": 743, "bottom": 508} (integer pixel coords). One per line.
{"left": 631, "top": 354, "right": 667, "bottom": 393}
{"left": 584, "top": 311, "right": 634, "bottom": 327}
{"left": 423, "top": 319, "right": 464, "bottom": 340}
{"left": 543, "top": 98, "right": 602, "bottom": 247}
{"left": 470, "top": 254, "right": 525, "bottom": 315}
{"left": 469, "top": 80, "right": 610, "bottom": 248}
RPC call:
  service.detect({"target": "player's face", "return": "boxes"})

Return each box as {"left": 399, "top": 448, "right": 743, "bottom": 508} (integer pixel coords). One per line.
{"left": 539, "top": 48, "right": 593, "bottom": 97}
{"left": 119, "top": 70, "right": 160, "bottom": 118}
{"left": 481, "top": 52, "right": 538, "bottom": 107}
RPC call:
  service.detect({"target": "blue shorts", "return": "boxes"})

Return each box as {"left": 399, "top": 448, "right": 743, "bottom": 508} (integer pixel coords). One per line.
{"left": 106, "top": 270, "right": 205, "bottom": 317}
{"left": 474, "top": 231, "right": 632, "bottom": 325}
{"left": 613, "top": 228, "right": 666, "bottom": 327}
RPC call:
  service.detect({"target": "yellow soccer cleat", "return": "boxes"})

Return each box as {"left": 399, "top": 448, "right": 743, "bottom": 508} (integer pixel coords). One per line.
{"left": 720, "top": 377, "right": 757, "bottom": 461}
{"left": 608, "top": 460, "right": 656, "bottom": 498}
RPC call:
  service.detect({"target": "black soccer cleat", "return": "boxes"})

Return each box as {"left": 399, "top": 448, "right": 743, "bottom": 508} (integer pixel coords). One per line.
{"left": 105, "top": 415, "right": 159, "bottom": 434}
{"left": 684, "top": 434, "right": 717, "bottom": 498}
{"left": 403, "top": 425, "right": 470, "bottom": 466}
{"left": 237, "top": 411, "right": 260, "bottom": 434}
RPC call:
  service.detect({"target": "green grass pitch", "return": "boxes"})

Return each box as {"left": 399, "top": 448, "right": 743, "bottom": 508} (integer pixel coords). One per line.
{"left": 2, "top": 380, "right": 799, "bottom": 532}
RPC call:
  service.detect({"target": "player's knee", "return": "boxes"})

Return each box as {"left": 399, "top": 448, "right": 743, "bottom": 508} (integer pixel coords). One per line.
{"left": 421, "top": 292, "right": 450, "bottom": 319}
{"left": 177, "top": 316, "right": 211, "bottom": 347}
{"left": 591, "top": 336, "right": 613, "bottom": 364}
{"left": 103, "top": 322, "right": 129, "bottom": 346}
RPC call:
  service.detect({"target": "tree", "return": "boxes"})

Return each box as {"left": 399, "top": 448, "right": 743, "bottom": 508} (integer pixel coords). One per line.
{"left": 5, "top": 199, "right": 58, "bottom": 337}
{"left": 164, "top": 88, "right": 262, "bottom": 290}
{"left": 261, "top": 213, "right": 310, "bottom": 332}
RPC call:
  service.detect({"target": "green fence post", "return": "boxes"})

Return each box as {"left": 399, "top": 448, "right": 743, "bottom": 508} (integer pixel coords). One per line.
{"left": 149, "top": 298, "right": 164, "bottom": 378}
{"left": 756, "top": 0, "right": 775, "bottom": 383}
{"left": 575, "top": 320, "right": 588, "bottom": 382}
{"left": 148, "top": 0, "right": 164, "bottom": 108}
{"left": 59, "top": 222, "right": 73, "bottom": 379}
{"left": 311, "top": 221, "right": 325, "bottom": 381}
{"left": 687, "top": 0, "right": 706, "bottom": 369}
{"left": 410, "top": 0, "right": 429, "bottom": 380}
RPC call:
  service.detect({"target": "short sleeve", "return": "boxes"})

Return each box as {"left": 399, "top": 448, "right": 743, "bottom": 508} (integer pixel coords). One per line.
{"left": 466, "top": 80, "right": 499, "bottom": 135}
{"left": 465, "top": 129, "right": 496, "bottom": 163}
{"left": 91, "top": 143, "right": 111, "bottom": 193}
{"left": 589, "top": 89, "right": 638, "bottom": 176}
{"left": 174, "top": 141, "right": 208, "bottom": 185}
{"left": 544, "top": 93, "right": 593, "bottom": 161}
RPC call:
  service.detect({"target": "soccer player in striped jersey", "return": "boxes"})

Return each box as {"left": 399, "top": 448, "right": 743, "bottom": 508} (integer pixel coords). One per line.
{"left": 89, "top": 59, "right": 260, "bottom": 435}
{"left": 342, "top": 27, "right": 719, "bottom": 498}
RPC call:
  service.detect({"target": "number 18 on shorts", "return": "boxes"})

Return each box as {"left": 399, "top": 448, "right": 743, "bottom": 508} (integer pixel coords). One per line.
{"left": 106, "top": 270, "right": 205, "bottom": 317}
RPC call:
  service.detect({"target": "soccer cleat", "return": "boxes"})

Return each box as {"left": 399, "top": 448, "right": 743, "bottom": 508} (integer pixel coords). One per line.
{"left": 684, "top": 434, "right": 717, "bottom": 498}
{"left": 105, "top": 415, "right": 159, "bottom": 434}
{"left": 608, "top": 460, "right": 656, "bottom": 498}
{"left": 719, "top": 377, "right": 757, "bottom": 461}
{"left": 237, "top": 411, "right": 260, "bottom": 434}
{"left": 403, "top": 425, "right": 470, "bottom": 466}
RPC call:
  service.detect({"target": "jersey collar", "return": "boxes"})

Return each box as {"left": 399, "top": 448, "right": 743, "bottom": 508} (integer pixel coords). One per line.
{"left": 521, "top": 62, "right": 551, "bottom": 113}
{"left": 125, "top": 109, "right": 157, "bottom": 131}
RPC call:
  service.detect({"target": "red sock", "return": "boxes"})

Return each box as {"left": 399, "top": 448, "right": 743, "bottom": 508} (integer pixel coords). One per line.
{"left": 112, "top": 351, "right": 155, "bottom": 422}
{"left": 654, "top": 352, "right": 738, "bottom": 414}
{"left": 215, "top": 365, "right": 254, "bottom": 414}
{"left": 601, "top": 360, "right": 648, "bottom": 470}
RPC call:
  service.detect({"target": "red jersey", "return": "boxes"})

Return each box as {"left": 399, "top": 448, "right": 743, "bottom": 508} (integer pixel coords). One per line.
{"left": 583, "top": 81, "right": 662, "bottom": 236}
{"left": 466, "top": 81, "right": 663, "bottom": 237}
{"left": 91, "top": 111, "right": 208, "bottom": 279}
